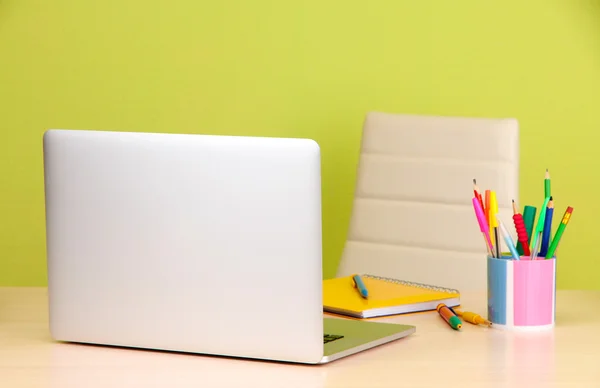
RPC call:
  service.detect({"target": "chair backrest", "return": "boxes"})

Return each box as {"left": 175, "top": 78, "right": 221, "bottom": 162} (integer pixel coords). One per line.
{"left": 336, "top": 112, "right": 519, "bottom": 291}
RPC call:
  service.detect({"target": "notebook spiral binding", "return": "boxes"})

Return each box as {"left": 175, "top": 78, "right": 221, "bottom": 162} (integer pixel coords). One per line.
{"left": 363, "top": 274, "right": 459, "bottom": 294}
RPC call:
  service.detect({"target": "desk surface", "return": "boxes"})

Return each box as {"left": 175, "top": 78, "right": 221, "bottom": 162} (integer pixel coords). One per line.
{"left": 2, "top": 288, "right": 600, "bottom": 387}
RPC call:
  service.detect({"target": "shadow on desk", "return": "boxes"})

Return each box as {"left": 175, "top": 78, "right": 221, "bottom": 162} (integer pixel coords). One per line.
{"left": 46, "top": 342, "right": 329, "bottom": 388}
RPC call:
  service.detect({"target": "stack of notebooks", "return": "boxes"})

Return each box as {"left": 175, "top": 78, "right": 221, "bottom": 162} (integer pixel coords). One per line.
{"left": 323, "top": 274, "right": 460, "bottom": 319}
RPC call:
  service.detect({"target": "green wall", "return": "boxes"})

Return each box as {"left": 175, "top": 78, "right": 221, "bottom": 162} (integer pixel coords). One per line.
{"left": 1, "top": 1, "right": 599, "bottom": 289}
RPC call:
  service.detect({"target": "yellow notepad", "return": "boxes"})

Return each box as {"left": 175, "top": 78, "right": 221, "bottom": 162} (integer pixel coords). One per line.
{"left": 323, "top": 274, "right": 460, "bottom": 318}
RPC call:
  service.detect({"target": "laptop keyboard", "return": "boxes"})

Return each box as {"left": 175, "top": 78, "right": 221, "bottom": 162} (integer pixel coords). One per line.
{"left": 324, "top": 334, "right": 344, "bottom": 344}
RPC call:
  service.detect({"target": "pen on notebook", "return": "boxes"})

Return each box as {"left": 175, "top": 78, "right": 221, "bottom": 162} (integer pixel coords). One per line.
{"left": 512, "top": 200, "right": 530, "bottom": 256}
{"left": 530, "top": 196, "right": 550, "bottom": 260}
{"left": 472, "top": 197, "right": 494, "bottom": 256}
{"left": 539, "top": 197, "right": 554, "bottom": 257}
{"left": 497, "top": 215, "right": 520, "bottom": 260}
{"left": 436, "top": 303, "right": 462, "bottom": 330}
{"left": 545, "top": 206, "right": 573, "bottom": 259}
{"left": 352, "top": 274, "right": 369, "bottom": 299}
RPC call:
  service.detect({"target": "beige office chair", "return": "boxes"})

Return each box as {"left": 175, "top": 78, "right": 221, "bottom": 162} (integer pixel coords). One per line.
{"left": 336, "top": 112, "right": 519, "bottom": 291}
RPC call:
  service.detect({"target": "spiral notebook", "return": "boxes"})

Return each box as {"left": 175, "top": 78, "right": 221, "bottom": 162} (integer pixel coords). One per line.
{"left": 323, "top": 274, "right": 460, "bottom": 319}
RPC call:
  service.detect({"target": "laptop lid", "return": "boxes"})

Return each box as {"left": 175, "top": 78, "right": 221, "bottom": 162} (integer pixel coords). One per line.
{"left": 43, "top": 129, "right": 324, "bottom": 363}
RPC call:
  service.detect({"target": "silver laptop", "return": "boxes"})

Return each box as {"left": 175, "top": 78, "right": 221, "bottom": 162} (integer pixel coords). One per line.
{"left": 42, "top": 129, "right": 415, "bottom": 364}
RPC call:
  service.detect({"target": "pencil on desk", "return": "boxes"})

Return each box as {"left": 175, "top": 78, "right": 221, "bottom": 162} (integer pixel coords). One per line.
{"left": 455, "top": 309, "right": 492, "bottom": 326}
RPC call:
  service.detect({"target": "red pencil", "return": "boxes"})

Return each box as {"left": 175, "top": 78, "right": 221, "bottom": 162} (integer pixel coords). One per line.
{"left": 473, "top": 179, "right": 485, "bottom": 213}
{"left": 512, "top": 199, "right": 531, "bottom": 256}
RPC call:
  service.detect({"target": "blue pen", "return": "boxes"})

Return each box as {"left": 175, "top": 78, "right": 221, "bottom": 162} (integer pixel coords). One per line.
{"left": 531, "top": 196, "right": 551, "bottom": 260}
{"left": 496, "top": 216, "right": 520, "bottom": 260}
{"left": 352, "top": 274, "right": 369, "bottom": 298}
{"left": 539, "top": 198, "right": 554, "bottom": 257}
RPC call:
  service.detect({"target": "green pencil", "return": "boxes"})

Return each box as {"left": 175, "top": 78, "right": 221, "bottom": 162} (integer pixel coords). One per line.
{"left": 545, "top": 206, "right": 573, "bottom": 259}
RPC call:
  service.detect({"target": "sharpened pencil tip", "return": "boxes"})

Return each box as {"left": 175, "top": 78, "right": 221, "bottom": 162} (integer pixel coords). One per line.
{"left": 473, "top": 178, "right": 476, "bottom": 184}
{"left": 512, "top": 199, "right": 515, "bottom": 203}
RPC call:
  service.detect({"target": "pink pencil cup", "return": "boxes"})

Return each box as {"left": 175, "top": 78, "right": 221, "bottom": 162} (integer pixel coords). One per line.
{"left": 487, "top": 255, "right": 556, "bottom": 330}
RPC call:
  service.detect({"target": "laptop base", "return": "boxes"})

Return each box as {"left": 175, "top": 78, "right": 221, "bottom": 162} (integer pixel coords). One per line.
{"left": 319, "top": 318, "right": 415, "bottom": 364}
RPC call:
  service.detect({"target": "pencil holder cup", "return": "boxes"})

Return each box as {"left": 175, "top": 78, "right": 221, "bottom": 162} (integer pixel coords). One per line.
{"left": 487, "top": 255, "right": 556, "bottom": 330}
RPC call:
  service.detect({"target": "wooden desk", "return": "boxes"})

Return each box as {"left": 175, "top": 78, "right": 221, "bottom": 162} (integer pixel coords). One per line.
{"left": 2, "top": 288, "right": 600, "bottom": 387}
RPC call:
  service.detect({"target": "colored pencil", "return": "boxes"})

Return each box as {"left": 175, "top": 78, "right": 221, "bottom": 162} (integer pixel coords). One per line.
{"left": 473, "top": 179, "right": 485, "bottom": 213}
{"left": 545, "top": 206, "right": 573, "bottom": 259}
{"left": 497, "top": 215, "right": 520, "bottom": 260}
{"left": 488, "top": 191, "right": 500, "bottom": 258}
{"left": 472, "top": 197, "right": 494, "bottom": 256}
{"left": 530, "top": 196, "right": 550, "bottom": 260}
{"left": 539, "top": 197, "right": 554, "bottom": 257}
{"left": 512, "top": 199, "right": 530, "bottom": 256}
